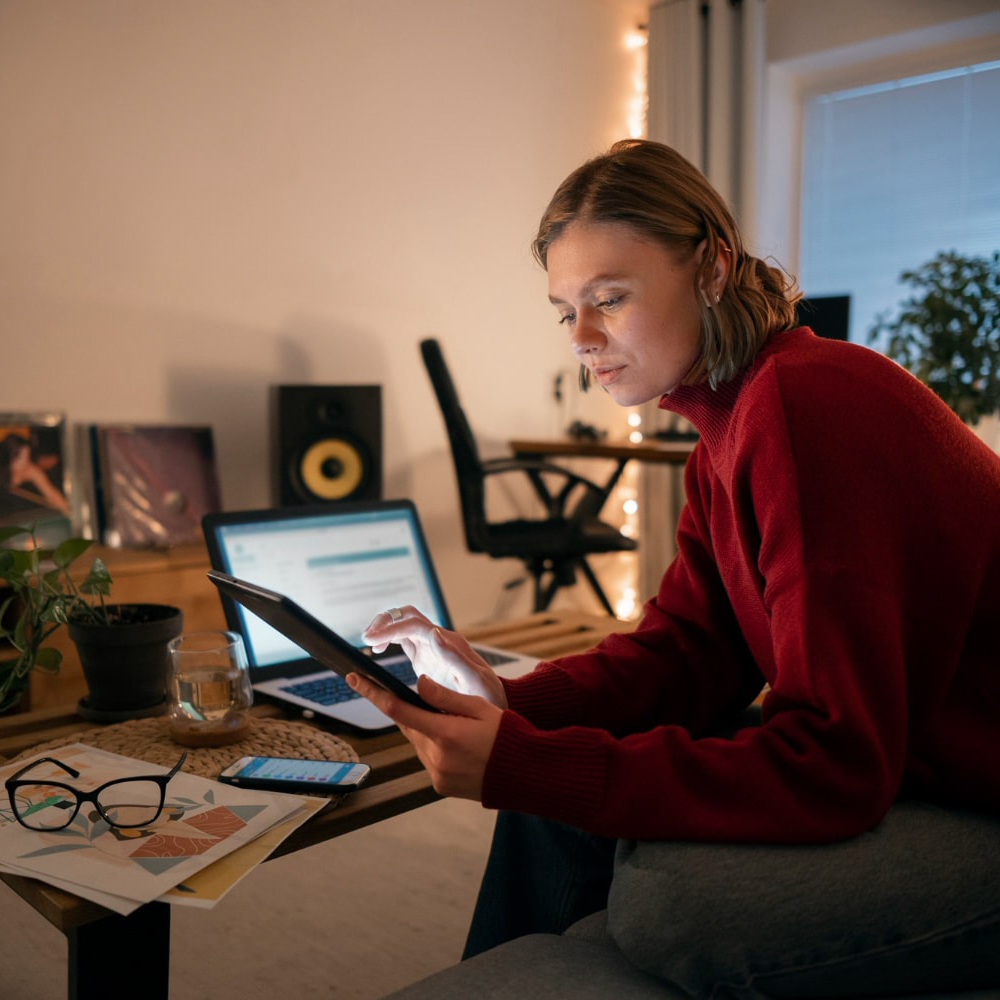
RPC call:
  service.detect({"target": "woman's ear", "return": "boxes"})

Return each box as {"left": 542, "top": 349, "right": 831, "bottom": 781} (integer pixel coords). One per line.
{"left": 713, "top": 243, "right": 732, "bottom": 302}
{"left": 696, "top": 239, "right": 731, "bottom": 307}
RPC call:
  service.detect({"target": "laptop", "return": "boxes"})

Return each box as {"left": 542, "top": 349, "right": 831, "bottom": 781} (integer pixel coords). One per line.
{"left": 202, "top": 500, "right": 538, "bottom": 730}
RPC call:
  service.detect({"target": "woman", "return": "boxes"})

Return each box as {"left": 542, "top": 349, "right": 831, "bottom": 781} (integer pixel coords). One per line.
{"left": 350, "top": 140, "right": 1000, "bottom": 997}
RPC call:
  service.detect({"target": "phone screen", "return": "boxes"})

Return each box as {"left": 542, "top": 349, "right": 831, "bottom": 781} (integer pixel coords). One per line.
{"left": 231, "top": 757, "right": 363, "bottom": 786}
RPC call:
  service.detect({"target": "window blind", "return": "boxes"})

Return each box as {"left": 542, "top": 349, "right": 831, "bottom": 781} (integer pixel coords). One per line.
{"left": 798, "top": 60, "right": 1000, "bottom": 347}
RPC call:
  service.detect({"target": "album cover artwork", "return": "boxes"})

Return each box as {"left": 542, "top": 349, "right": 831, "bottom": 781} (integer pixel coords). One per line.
{"left": 0, "top": 412, "right": 72, "bottom": 547}
{"left": 89, "top": 425, "right": 222, "bottom": 548}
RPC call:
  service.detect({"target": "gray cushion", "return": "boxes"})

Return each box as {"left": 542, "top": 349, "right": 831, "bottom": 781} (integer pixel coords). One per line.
{"left": 383, "top": 906, "right": 998, "bottom": 1000}
{"left": 608, "top": 802, "right": 1000, "bottom": 997}
{"left": 382, "top": 931, "right": 678, "bottom": 1000}
{"left": 564, "top": 909, "right": 610, "bottom": 943}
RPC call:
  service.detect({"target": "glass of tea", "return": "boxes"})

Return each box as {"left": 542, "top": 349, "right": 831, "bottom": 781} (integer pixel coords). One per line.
{"left": 166, "top": 631, "right": 253, "bottom": 747}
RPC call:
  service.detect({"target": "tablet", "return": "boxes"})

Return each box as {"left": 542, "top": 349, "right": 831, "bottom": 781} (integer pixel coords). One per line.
{"left": 206, "top": 570, "right": 439, "bottom": 713}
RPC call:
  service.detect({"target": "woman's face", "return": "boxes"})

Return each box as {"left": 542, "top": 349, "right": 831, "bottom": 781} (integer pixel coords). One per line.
{"left": 546, "top": 220, "right": 705, "bottom": 407}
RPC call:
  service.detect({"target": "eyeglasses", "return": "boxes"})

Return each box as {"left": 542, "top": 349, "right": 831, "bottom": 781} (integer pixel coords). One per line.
{"left": 4, "top": 753, "right": 187, "bottom": 832}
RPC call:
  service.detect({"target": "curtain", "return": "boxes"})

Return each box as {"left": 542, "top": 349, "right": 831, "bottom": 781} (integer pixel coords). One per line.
{"left": 636, "top": 0, "right": 766, "bottom": 601}
{"left": 647, "top": 0, "right": 764, "bottom": 217}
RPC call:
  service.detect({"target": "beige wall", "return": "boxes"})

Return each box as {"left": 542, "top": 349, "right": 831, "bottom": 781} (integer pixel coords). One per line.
{"left": 1, "top": 0, "right": 646, "bottom": 624}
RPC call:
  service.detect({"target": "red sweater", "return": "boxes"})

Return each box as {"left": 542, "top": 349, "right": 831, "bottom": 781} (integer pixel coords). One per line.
{"left": 483, "top": 328, "right": 1000, "bottom": 842}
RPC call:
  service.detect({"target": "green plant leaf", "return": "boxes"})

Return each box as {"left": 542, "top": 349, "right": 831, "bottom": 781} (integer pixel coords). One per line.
{"left": 0, "top": 547, "right": 34, "bottom": 585}
{"left": 12, "top": 614, "right": 27, "bottom": 652}
{"left": 33, "top": 647, "right": 63, "bottom": 673}
{"left": 41, "top": 597, "right": 70, "bottom": 625}
{"left": 868, "top": 250, "right": 1000, "bottom": 424}
{"left": 78, "top": 558, "right": 113, "bottom": 598}
{"left": 53, "top": 537, "right": 94, "bottom": 569}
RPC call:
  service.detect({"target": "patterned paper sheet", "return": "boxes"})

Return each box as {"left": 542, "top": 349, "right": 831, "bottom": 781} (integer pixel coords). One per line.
{"left": 0, "top": 744, "right": 310, "bottom": 915}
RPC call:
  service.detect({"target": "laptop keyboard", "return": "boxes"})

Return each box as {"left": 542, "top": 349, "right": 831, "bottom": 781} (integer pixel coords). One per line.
{"left": 278, "top": 648, "right": 513, "bottom": 706}
{"left": 280, "top": 659, "right": 418, "bottom": 706}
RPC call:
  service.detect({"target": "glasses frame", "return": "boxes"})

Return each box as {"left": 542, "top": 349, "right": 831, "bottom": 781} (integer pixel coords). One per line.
{"left": 4, "top": 753, "right": 188, "bottom": 832}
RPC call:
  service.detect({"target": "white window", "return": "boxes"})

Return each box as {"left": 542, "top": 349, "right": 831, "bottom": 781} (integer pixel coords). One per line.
{"left": 797, "top": 59, "right": 1000, "bottom": 346}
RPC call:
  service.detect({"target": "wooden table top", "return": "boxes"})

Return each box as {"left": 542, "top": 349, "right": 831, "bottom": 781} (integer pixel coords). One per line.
{"left": 509, "top": 437, "right": 696, "bottom": 464}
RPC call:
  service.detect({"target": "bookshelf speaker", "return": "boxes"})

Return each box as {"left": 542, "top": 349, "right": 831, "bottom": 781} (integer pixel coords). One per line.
{"left": 270, "top": 385, "right": 382, "bottom": 505}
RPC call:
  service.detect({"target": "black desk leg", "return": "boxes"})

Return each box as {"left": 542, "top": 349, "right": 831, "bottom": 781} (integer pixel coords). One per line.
{"left": 67, "top": 901, "right": 170, "bottom": 1000}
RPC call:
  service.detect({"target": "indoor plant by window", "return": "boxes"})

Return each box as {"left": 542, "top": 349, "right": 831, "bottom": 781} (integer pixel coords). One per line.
{"left": 868, "top": 250, "right": 1000, "bottom": 427}
{"left": 0, "top": 525, "right": 182, "bottom": 718}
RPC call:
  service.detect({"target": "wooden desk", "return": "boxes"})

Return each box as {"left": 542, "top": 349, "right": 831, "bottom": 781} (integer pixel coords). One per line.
{"left": 509, "top": 437, "right": 695, "bottom": 505}
{"left": 0, "top": 610, "right": 622, "bottom": 1000}
{"left": 509, "top": 437, "right": 696, "bottom": 466}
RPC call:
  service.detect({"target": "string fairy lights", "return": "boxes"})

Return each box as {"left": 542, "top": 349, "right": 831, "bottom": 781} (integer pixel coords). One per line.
{"left": 607, "top": 24, "right": 649, "bottom": 620}
{"left": 624, "top": 25, "right": 649, "bottom": 139}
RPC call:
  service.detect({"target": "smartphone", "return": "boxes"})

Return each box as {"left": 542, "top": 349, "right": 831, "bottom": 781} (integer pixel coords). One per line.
{"left": 217, "top": 756, "right": 371, "bottom": 794}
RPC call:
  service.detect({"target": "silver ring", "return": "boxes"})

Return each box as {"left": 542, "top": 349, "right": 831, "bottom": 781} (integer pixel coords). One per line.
{"left": 387, "top": 607, "right": 403, "bottom": 623}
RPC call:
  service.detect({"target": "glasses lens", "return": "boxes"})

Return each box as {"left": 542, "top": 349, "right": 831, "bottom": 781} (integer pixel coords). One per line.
{"left": 13, "top": 783, "right": 77, "bottom": 830}
{"left": 96, "top": 779, "right": 164, "bottom": 827}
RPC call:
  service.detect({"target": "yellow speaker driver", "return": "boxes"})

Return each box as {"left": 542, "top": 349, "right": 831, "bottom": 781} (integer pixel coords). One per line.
{"left": 298, "top": 438, "right": 366, "bottom": 500}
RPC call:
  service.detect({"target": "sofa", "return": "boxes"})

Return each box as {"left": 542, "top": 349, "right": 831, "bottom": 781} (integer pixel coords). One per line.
{"left": 387, "top": 911, "right": 1000, "bottom": 1000}
{"left": 386, "top": 801, "right": 1000, "bottom": 1000}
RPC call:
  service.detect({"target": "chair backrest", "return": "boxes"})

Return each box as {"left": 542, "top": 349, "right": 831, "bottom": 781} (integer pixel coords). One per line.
{"left": 419, "top": 338, "right": 490, "bottom": 552}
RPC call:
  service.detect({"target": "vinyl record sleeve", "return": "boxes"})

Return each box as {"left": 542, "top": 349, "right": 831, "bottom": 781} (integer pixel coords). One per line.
{"left": 92, "top": 425, "right": 222, "bottom": 548}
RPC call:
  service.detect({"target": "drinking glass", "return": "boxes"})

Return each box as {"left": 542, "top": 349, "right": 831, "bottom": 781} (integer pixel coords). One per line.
{"left": 166, "top": 631, "right": 253, "bottom": 747}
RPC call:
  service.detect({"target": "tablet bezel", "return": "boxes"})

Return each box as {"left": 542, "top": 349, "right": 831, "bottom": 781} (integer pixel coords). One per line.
{"left": 206, "top": 569, "right": 439, "bottom": 713}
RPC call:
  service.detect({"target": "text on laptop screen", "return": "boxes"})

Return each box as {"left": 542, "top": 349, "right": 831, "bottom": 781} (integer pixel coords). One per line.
{"left": 211, "top": 507, "right": 449, "bottom": 667}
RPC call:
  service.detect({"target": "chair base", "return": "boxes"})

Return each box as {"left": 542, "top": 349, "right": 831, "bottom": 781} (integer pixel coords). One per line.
{"left": 529, "top": 556, "right": 617, "bottom": 617}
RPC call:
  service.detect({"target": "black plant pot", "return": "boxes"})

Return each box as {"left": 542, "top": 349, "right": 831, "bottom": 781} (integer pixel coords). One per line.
{"left": 68, "top": 604, "right": 183, "bottom": 719}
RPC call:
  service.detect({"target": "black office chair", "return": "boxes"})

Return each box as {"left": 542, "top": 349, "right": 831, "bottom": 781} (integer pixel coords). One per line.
{"left": 420, "top": 338, "right": 637, "bottom": 616}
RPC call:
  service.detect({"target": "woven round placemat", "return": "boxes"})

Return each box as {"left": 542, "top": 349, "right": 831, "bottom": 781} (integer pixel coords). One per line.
{"left": 13, "top": 716, "right": 358, "bottom": 778}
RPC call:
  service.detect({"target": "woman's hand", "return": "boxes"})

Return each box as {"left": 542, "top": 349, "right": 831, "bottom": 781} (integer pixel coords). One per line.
{"left": 346, "top": 670, "right": 503, "bottom": 801}
{"left": 362, "top": 606, "right": 507, "bottom": 708}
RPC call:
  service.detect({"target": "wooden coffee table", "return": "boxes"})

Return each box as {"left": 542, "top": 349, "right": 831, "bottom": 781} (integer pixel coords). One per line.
{"left": 0, "top": 610, "right": 623, "bottom": 999}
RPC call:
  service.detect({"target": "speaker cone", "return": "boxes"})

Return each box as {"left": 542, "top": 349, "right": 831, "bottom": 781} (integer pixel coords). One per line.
{"left": 296, "top": 437, "right": 367, "bottom": 501}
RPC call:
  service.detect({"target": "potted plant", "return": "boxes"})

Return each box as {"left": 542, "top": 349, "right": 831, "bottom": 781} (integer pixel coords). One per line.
{"left": 868, "top": 249, "right": 1000, "bottom": 426}
{"left": 0, "top": 525, "right": 182, "bottom": 718}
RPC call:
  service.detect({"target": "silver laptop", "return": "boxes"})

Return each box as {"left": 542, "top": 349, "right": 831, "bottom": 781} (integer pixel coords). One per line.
{"left": 202, "top": 500, "right": 537, "bottom": 730}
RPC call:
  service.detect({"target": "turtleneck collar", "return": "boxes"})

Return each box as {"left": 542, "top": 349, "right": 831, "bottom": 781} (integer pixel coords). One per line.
{"left": 658, "top": 327, "right": 809, "bottom": 451}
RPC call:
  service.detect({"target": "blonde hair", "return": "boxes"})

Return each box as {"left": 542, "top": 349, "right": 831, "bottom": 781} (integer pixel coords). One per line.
{"left": 533, "top": 139, "right": 800, "bottom": 388}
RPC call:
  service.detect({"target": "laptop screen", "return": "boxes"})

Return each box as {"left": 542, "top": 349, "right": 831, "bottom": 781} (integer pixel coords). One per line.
{"left": 204, "top": 503, "right": 452, "bottom": 668}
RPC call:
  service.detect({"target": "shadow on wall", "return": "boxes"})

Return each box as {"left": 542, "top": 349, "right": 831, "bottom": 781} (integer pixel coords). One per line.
{"left": 166, "top": 321, "right": 391, "bottom": 512}
{"left": 166, "top": 366, "right": 271, "bottom": 512}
